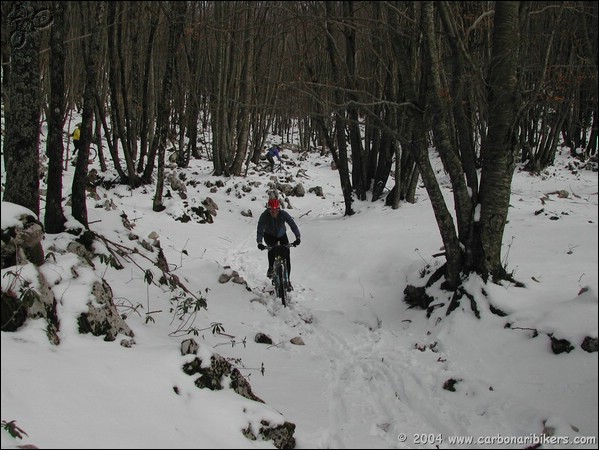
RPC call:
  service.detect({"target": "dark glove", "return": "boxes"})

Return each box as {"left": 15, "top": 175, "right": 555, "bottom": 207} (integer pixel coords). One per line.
{"left": 293, "top": 238, "right": 301, "bottom": 247}
{"left": 257, "top": 243, "right": 265, "bottom": 251}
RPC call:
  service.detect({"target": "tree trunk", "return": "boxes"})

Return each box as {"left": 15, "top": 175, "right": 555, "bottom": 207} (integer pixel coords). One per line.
{"left": 1, "top": 2, "right": 13, "bottom": 130}
{"left": 137, "top": 4, "right": 159, "bottom": 173}
{"left": 94, "top": 104, "right": 107, "bottom": 172}
{"left": 211, "top": 1, "right": 229, "bottom": 176}
{"left": 151, "top": 1, "right": 186, "bottom": 212}
{"left": 72, "top": 1, "right": 104, "bottom": 228}
{"left": 388, "top": 2, "right": 463, "bottom": 288}
{"left": 437, "top": 2, "right": 479, "bottom": 206}
{"left": 45, "top": 0, "right": 67, "bottom": 234}
{"left": 124, "top": 1, "right": 140, "bottom": 163}
{"left": 325, "top": 2, "right": 354, "bottom": 216}
{"left": 230, "top": 7, "right": 255, "bottom": 175}
{"left": 476, "top": 1, "right": 521, "bottom": 280}
{"left": 4, "top": 1, "right": 43, "bottom": 216}
{"left": 95, "top": 91, "right": 128, "bottom": 181}
{"left": 107, "top": 2, "right": 141, "bottom": 189}
{"left": 343, "top": 1, "right": 367, "bottom": 201}
{"left": 423, "top": 2, "right": 473, "bottom": 246}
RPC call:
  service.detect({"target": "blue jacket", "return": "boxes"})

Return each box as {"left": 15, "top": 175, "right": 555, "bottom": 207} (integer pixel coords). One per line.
{"left": 267, "top": 146, "right": 282, "bottom": 162}
{"left": 257, "top": 209, "right": 300, "bottom": 243}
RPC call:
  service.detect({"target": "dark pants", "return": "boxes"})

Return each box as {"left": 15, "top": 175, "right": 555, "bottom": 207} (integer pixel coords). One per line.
{"left": 73, "top": 140, "right": 81, "bottom": 154}
{"left": 264, "top": 233, "right": 291, "bottom": 277}
{"left": 266, "top": 153, "right": 275, "bottom": 171}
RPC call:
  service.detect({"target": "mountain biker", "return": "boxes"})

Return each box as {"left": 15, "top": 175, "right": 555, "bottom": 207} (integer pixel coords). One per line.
{"left": 265, "top": 145, "right": 283, "bottom": 172}
{"left": 257, "top": 198, "right": 301, "bottom": 290}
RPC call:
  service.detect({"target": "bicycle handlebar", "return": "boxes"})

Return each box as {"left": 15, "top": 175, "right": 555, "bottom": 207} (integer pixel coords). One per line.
{"left": 260, "top": 243, "right": 296, "bottom": 251}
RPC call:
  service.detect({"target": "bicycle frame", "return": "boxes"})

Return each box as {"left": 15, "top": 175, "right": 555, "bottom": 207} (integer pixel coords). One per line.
{"left": 259, "top": 161, "right": 287, "bottom": 173}
{"left": 262, "top": 244, "right": 294, "bottom": 307}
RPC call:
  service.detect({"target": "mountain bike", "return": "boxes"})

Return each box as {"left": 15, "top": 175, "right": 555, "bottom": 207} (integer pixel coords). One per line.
{"left": 271, "top": 163, "right": 288, "bottom": 174}
{"left": 257, "top": 159, "right": 288, "bottom": 174}
{"left": 261, "top": 244, "right": 295, "bottom": 307}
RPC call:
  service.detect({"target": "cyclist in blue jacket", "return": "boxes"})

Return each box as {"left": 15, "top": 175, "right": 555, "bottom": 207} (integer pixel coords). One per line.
{"left": 257, "top": 198, "right": 301, "bottom": 286}
{"left": 265, "top": 145, "right": 283, "bottom": 171}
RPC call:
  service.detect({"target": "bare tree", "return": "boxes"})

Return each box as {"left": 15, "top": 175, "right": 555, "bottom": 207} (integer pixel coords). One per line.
{"left": 210, "top": 1, "right": 232, "bottom": 176}
{"left": 475, "top": 1, "right": 522, "bottom": 280}
{"left": 149, "top": 1, "right": 187, "bottom": 212}
{"left": 342, "top": 1, "right": 367, "bottom": 201}
{"left": 229, "top": 4, "right": 256, "bottom": 176}
{"left": 3, "top": 1, "right": 45, "bottom": 216}
{"left": 45, "top": 0, "right": 67, "bottom": 233}
{"left": 106, "top": 2, "right": 141, "bottom": 188}
{"left": 2, "top": 1, "right": 595, "bottom": 306}
{"left": 71, "top": 1, "right": 104, "bottom": 228}
{"left": 1, "top": 3, "right": 13, "bottom": 119}
{"left": 137, "top": 2, "right": 160, "bottom": 173}
{"left": 324, "top": 1, "right": 354, "bottom": 216}
{"left": 422, "top": 1, "right": 472, "bottom": 288}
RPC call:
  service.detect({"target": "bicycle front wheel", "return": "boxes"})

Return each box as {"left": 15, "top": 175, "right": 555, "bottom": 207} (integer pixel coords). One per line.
{"left": 275, "top": 264, "right": 287, "bottom": 307}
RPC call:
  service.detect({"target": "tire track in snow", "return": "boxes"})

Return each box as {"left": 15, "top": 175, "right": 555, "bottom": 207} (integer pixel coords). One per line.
{"left": 228, "top": 241, "right": 519, "bottom": 448}
{"left": 291, "top": 309, "right": 451, "bottom": 448}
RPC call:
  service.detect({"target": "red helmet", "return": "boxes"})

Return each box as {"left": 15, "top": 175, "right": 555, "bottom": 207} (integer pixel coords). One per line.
{"left": 267, "top": 198, "right": 280, "bottom": 210}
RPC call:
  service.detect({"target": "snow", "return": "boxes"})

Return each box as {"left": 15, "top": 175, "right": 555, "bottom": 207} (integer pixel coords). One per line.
{"left": 1, "top": 134, "right": 597, "bottom": 449}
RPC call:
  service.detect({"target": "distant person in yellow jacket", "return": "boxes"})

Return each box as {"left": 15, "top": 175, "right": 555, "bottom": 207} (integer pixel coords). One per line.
{"left": 71, "top": 123, "right": 81, "bottom": 165}
{"left": 72, "top": 123, "right": 81, "bottom": 153}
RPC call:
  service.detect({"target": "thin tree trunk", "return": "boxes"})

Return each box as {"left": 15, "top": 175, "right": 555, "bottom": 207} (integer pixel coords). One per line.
{"left": 423, "top": 2, "right": 472, "bottom": 245}
{"left": 94, "top": 104, "right": 107, "bottom": 172}
{"left": 343, "top": 1, "right": 367, "bottom": 201}
{"left": 72, "top": 1, "right": 104, "bottom": 228}
{"left": 107, "top": 2, "right": 141, "bottom": 188}
{"left": 95, "top": 92, "right": 127, "bottom": 181}
{"left": 137, "top": 4, "right": 159, "bottom": 173}
{"left": 151, "top": 1, "right": 186, "bottom": 212}
{"left": 211, "top": 1, "right": 228, "bottom": 176}
{"left": 230, "top": 8, "right": 255, "bottom": 175}
{"left": 324, "top": 2, "right": 354, "bottom": 216}
{"left": 45, "top": 0, "right": 67, "bottom": 233}
{"left": 389, "top": 2, "right": 462, "bottom": 288}
{"left": 437, "top": 2, "right": 479, "bottom": 203}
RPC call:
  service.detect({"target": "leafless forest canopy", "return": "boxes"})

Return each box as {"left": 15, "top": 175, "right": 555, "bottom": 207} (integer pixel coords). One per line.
{"left": 2, "top": 1, "right": 597, "bottom": 287}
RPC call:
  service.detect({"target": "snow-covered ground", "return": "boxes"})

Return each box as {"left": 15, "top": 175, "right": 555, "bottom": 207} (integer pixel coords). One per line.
{"left": 2, "top": 138, "right": 597, "bottom": 449}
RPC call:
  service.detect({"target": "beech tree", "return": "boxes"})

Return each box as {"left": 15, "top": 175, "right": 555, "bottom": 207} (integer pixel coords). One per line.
{"left": 44, "top": 0, "right": 67, "bottom": 234}
{"left": 71, "top": 1, "right": 103, "bottom": 228}
{"left": 1, "top": 1, "right": 595, "bottom": 308}
{"left": 149, "top": 1, "right": 187, "bottom": 212}
{"left": 3, "top": 1, "right": 45, "bottom": 217}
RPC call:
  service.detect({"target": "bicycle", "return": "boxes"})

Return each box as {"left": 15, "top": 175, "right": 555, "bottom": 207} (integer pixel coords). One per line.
{"left": 272, "top": 163, "right": 288, "bottom": 174}
{"left": 260, "top": 243, "right": 296, "bottom": 307}
{"left": 257, "top": 160, "right": 288, "bottom": 174}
